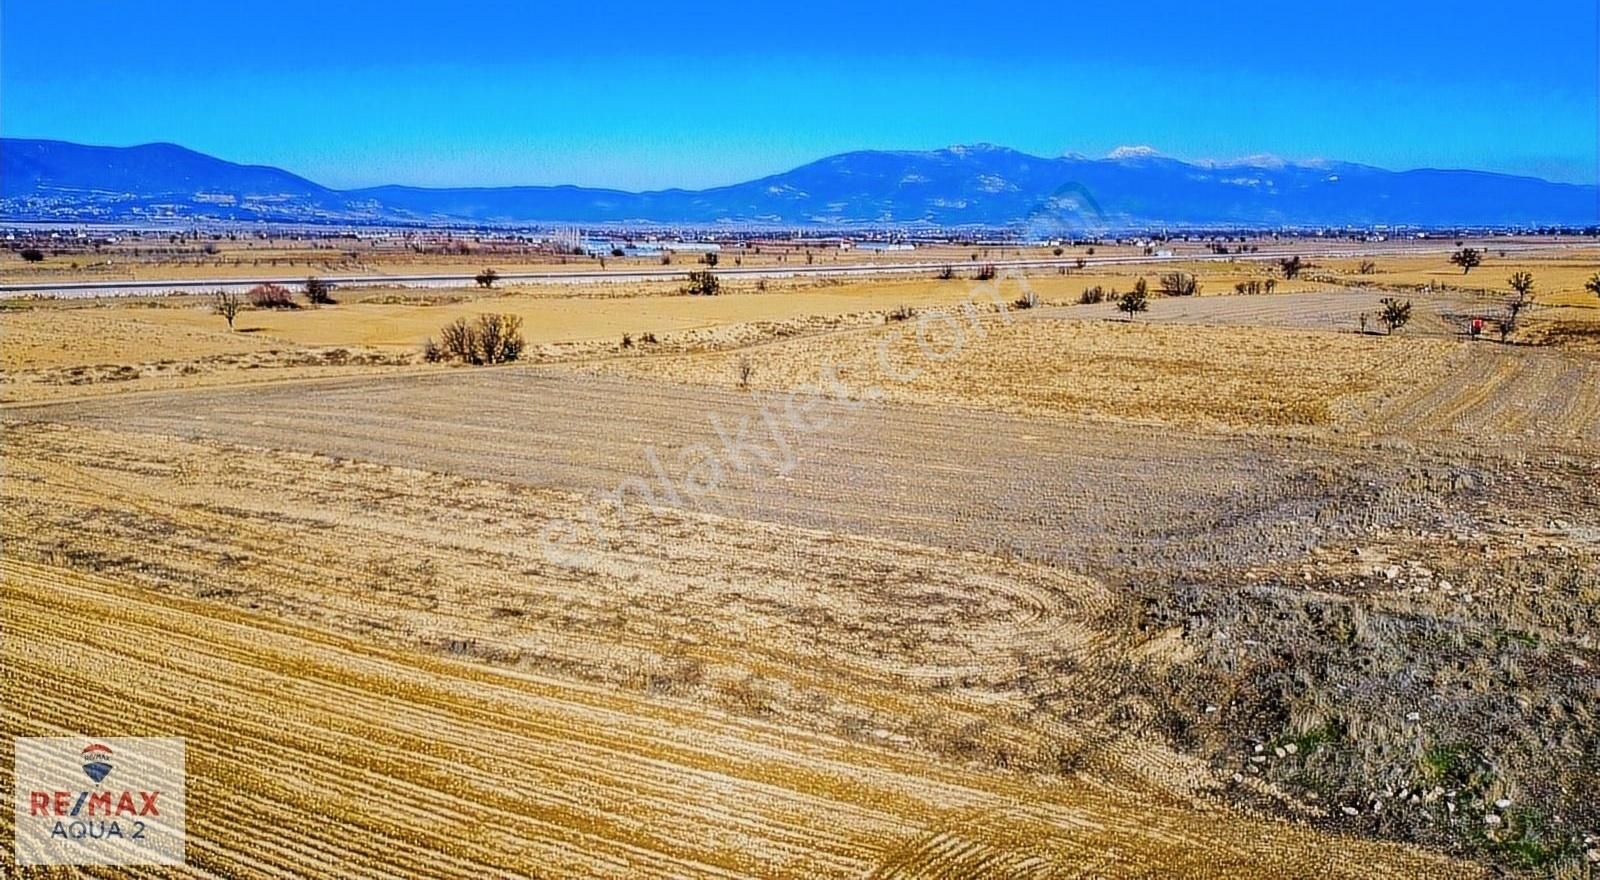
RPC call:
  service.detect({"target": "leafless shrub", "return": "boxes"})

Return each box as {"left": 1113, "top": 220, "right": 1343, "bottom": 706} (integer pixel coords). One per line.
{"left": 1079, "top": 285, "right": 1108, "bottom": 304}
{"left": 474, "top": 267, "right": 499, "bottom": 288}
{"left": 887, "top": 304, "right": 916, "bottom": 321}
{"left": 1358, "top": 260, "right": 1378, "bottom": 275}
{"left": 248, "top": 283, "right": 297, "bottom": 309}
{"left": 683, "top": 270, "right": 719, "bottom": 296}
{"left": 974, "top": 263, "right": 997, "bottom": 281}
{"left": 305, "top": 276, "right": 336, "bottom": 305}
{"left": 1159, "top": 272, "right": 1200, "bottom": 297}
{"left": 433, "top": 313, "right": 524, "bottom": 365}
{"left": 736, "top": 356, "right": 755, "bottom": 389}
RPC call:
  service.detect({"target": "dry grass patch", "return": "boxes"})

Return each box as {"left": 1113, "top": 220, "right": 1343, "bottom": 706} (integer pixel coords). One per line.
{"left": 576, "top": 318, "right": 1461, "bottom": 430}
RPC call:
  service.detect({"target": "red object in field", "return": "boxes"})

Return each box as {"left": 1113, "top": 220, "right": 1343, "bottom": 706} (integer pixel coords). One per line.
{"left": 1471, "top": 317, "right": 1484, "bottom": 336}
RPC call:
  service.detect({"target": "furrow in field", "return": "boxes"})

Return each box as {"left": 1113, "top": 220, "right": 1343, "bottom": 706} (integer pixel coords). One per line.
{"left": 3, "top": 558, "right": 1477, "bottom": 878}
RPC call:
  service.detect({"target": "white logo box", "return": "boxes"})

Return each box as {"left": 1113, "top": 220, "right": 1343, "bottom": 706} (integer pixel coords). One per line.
{"left": 13, "top": 737, "right": 186, "bottom": 866}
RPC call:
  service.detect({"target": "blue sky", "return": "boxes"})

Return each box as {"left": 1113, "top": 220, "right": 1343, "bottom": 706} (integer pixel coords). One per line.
{"left": 3, "top": 0, "right": 1595, "bottom": 190}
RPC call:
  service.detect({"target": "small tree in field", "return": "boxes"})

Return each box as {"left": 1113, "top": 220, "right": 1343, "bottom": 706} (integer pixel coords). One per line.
{"left": 1378, "top": 297, "right": 1412, "bottom": 334}
{"left": 305, "top": 276, "right": 335, "bottom": 305}
{"left": 20, "top": 248, "right": 44, "bottom": 262}
{"left": 214, "top": 290, "right": 243, "bottom": 330}
{"left": 1506, "top": 271, "right": 1535, "bottom": 322}
{"left": 1450, "top": 248, "right": 1482, "bottom": 274}
{"left": 1508, "top": 271, "right": 1534, "bottom": 300}
{"left": 702, "top": 251, "right": 719, "bottom": 267}
{"left": 1585, "top": 272, "right": 1600, "bottom": 301}
{"left": 1496, "top": 313, "right": 1515, "bottom": 343}
{"left": 1117, "top": 283, "right": 1149, "bottom": 320}
{"left": 1279, "top": 255, "right": 1304, "bottom": 280}
{"left": 475, "top": 268, "right": 499, "bottom": 288}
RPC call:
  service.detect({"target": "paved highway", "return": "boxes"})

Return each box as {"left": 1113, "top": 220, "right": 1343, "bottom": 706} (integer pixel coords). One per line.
{"left": 0, "top": 241, "right": 1570, "bottom": 298}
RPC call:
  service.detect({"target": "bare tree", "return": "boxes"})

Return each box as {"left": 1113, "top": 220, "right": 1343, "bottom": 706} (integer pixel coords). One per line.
{"left": 1496, "top": 313, "right": 1515, "bottom": 343}
{"left": 1378, "top": 297, "right": 1412, "bottom": 334}
{"left": 736, "top": 356, "right": 755, "bottom": 390}
{"left": 1117, "top": 283, "right": 1149, "bottom": 320}
{"left": 475, "top": 268, "right": 499, "bottom": 288}
{"left": 1586, "top": 272, "right": 1600, "bottom": 301}
{"left": 214, "top": 289, "right": 243, "bottom": 330}
{"left": 1504, "top": 272, "right": 1535, "bottom": 334}
{"left": 1450, "top": 248, "right": 1482, "bottom": 274}
{"left": 1508, "top": 271, "right": 1534, "bottom": 299}
{"left": 1279, "top": 255, "right": 1304, "bottom": 280}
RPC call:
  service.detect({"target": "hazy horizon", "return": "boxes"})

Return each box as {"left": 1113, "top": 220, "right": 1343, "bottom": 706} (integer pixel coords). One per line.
{"left": 3, "top": 0, "right": 1594, "bottom": 190}
{"left": 7, "top": 136, "right": 1597, "bottom": 197}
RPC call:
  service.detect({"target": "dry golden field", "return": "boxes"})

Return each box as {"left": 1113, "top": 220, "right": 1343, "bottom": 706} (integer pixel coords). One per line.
{"left": 3, "top": 244, "right": 1598, "bottom": 877}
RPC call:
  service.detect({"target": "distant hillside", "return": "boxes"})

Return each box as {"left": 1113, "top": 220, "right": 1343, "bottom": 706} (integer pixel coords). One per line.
{"left": 2, "top": 138, "right": 1594, "bottom": 228}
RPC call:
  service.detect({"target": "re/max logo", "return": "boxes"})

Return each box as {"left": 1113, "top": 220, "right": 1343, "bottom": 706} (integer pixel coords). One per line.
{"left": 28, "top": 791, "right": 161, "bottom": 818}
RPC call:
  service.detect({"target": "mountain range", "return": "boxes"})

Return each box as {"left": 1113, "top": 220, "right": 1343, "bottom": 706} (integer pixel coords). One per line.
{"left": 2, "top": 138, "right": 1594, "bottom": 229}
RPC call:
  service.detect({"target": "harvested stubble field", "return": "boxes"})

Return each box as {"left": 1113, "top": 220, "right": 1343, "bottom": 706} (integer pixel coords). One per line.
{"left": 4, "top": 254, "right": 1599, "bottom": 877}
{"left": 0, "top": 556, "right": 1469, "bottom": 879}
